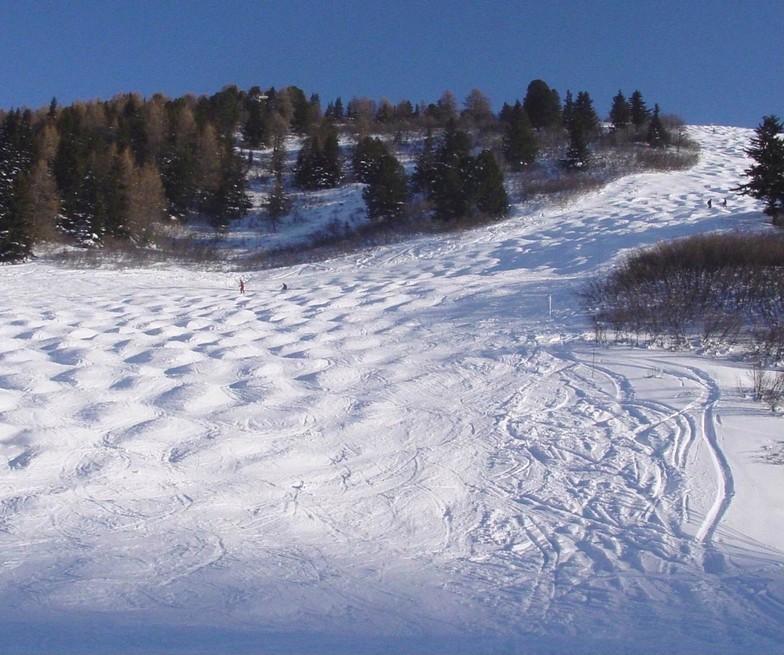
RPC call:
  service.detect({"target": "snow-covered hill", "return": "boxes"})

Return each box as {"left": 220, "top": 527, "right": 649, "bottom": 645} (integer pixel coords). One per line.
{"left": 0, "top": 126, "right": 782, "bottom": 654}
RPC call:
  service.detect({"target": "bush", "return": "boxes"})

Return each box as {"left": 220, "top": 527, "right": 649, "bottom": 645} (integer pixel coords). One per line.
{"left": 581, "top": 232, "right": 784, "bottom": 355}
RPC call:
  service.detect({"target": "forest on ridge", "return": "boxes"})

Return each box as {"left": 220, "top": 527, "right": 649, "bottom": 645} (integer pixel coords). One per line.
{"left": 0, "top": 80, "right": 696, "bottom": 264}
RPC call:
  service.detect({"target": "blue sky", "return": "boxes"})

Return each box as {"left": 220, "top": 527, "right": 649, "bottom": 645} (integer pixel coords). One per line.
{"left": 1, "top": 0, "right": 781, "bottom": 127}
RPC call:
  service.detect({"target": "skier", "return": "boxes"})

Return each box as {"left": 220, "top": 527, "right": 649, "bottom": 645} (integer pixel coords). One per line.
{"left": 239, "top": 279, "right": 245, "bottom": 294}
{"left": 707, "top": 198, "right": 712, "bottom": 209}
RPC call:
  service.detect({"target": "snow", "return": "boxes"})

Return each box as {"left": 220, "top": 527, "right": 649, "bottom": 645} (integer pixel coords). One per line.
{"left": 0, "top": 126, "right": 782, "bottom": 654}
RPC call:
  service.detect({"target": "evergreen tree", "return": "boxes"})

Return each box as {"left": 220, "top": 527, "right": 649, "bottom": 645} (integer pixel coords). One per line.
{"left": 502, "top": 101, "right": 538, "bottom": 171}
{"left": 0, "top": 109, "right": 34, "bottom": 189}
{"left": 375, "top": 98, "right": 394, "bottom": 124}
{"left": 523, "top": 79, "right": 562, "bottom": 129}
{"left": 646, "top": 104, "right": 670, "bottom": 148}
{"left": 734, "top": 115, "right": 784, "bottom": 224}
{"left": 394, "top": 99, "right": 415, "bottom": 123}
{"left": 0, "top": 170, "right": 34, "bottom": 261}
{"left": 562, "top": 91, "right": 575, "bottom": 131}
{"left": 317, "top": 123, "right": 343, "bottom": 187}
{"left": 266, "top": 172, "right": 291, "bottom": 231}
{"left": 564, "top": 122, "right": 590, "bottom": 170}
{"left": 160, "top": 148, "right": 197, "bottom": 219}
{"left": 294, "top": 123, "right": 342, "bottom": 190}
{"left": 352, "top": 136, "right": 388, "bottom": 183}
{"left": 473, "top": 150, "right": 509, "bottom": 217}
{"left": 205, "top": 149, "right": 252, "bottom": 229}
{"left": 204, "top": 85, "right": 244, "bottom": 140}
{"left": 411, "top": 129, "right": 436, "bottom": 195}
{"left": 0, "top": 110, "right": 36, "bottom": 259}
{"left": 66, "top": 163, "right": 103, "bottom": 244}
{"left": 573, "top": 91, "right": 600, "bottom": 140}
{"left": 102, "top": 148, "right": 131, "bottom": 238}
{"left": 609, "top": 90, "right": 631, "bottom": 131}
{"left": 52, "top": 107, "right": 88, "bottom": 208}
{"left": 288, "top": 86, "right": 311, "bottom": 133}
{"left": 629, "top": 90, "right": 649, "bottom": 130}
{"left": 293, "top": 136, "right": 317, "bottom": 189}
{"left": 325, "top": 97, "right": 345, "bottom": 121}
{"left": 266, "top": 135, "right": 291, "bottom": 231}
{"left": 429, "top": 121, "right": 475, "bottom": 221}
{"left": 363, "top": 151, "right": 408, "bottom": 222}
{"left": 268, "top": 133, "right": 287, "bottom": 177}
{"left": 121, "top": 93, "right": 148, "bottom": 164}
{"left": 498, "top": 102, "right": 515, "bottom": 126}
{"left": 242, "top": 90, "right": 268, "bottom": 148}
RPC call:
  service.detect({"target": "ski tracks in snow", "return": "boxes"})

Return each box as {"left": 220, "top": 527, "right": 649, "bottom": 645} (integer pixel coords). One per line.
{"left": 465, "top": 341, "right": 754, "bottom": 636}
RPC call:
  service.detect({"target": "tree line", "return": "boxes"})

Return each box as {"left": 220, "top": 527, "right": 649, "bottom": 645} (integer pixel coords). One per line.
{"left": 1, "top": 81, "right": 682, "bottom": 263}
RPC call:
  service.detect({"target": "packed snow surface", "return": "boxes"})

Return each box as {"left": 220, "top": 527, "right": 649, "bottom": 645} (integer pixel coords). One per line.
{"left": 0, "top": 126, "right": 782, "bottom": 654}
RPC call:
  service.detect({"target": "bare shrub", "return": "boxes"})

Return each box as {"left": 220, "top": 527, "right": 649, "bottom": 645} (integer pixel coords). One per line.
{"left": 581, "top": 232, "right": 784, "bottom": 354}
{"left": 742, "top": 362, "right": 784, "bottom": 413}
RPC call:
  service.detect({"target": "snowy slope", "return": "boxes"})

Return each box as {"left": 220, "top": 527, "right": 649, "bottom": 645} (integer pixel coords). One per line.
{"left": 0, "top": 126, "right": 782, "bottom": 654}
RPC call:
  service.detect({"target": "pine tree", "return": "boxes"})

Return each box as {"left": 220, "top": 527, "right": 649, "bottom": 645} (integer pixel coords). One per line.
{"left": 266, "top": 135, "right": 291, "bottom": 231}
{"left": 411, "top": 129, "right": 436, "bottom": 195}
{"left": 473, "top": 150, "right": 509, "bottom": 217}
{"left": 734, "top": 115, "right": 784, "bottom": 224}
{"left": 287, "top": 86, "right": 311, "bottom": 133}
{"left": 0, "top": 171, "right": 34, "bottom": 261}
{"left": 562, "top": 91, "right": 575, "bottom": 131}
{"left": 629, "top": 90, "right": 649, "bottom": 130}
{"left": 573, "top": 91, "right": 600, "bottom": 140}
{"left": 294, "top": 123, "right": 342, "bottom": 190}
{"left": 102, "top": 148, "right": 131, "bottom": 238}
{"left": 564, "top": 122, "right": 590, "bottom": 170}
{"left": 352, "top": 136, "right": 388, "bottom": 183}
{"left": 242, "top": 91, "right": 268, "bottom": 148}
{"left": 0, "top": 110, "right": 36, "bottom": 259}
{"left": 609, "top": 90, "right": 631, "bottom": 131}
{"left": 429, "top": 121, "right": 475, "bottom": 221}
{"left": 523, "top": 79, "right": 562, "bottom": 129}
{"left": 363, "top": 152, "right": 408, "bottom": 223}
{"left": 375, "top": 98, "right": 394, "bottom": 124}
{"left": 502, "top": 101, "right": 538, "bottom": 171}
{"left": 267, "top": 173, "right": 291, "bottom": 231}
{"left": 646, "top": 104, "right": 670, "bottom": 148}
{"left": 394, "top": 100, "right": 414, "bottom": 123}
{"left": 204, "top": 141, "right": 252, "bottom": 229}
{"left": 325, "top": 97, "right": 345, "bottom": 121}
{"left": 294, "top": 136, "right": 317, "bottom": 189}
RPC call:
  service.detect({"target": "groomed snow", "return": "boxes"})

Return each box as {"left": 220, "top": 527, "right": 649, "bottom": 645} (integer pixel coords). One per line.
{"left": 0, "top": 126, "right": 782, "bottom": 654}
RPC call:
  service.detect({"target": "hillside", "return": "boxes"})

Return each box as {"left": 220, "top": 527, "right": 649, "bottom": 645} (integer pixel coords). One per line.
{"left": 0, "top": 125, "right": 782, "bottom": 654}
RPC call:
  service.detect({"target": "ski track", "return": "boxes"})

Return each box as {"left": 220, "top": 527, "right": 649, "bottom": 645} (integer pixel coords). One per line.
{"left": 0, "top": 125, "right": 783, "bottom": 653}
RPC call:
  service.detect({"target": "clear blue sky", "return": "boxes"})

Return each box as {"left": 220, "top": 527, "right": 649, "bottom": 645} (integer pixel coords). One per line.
{"left": 1, "top": 0, "right": 781, "bottom": 127}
